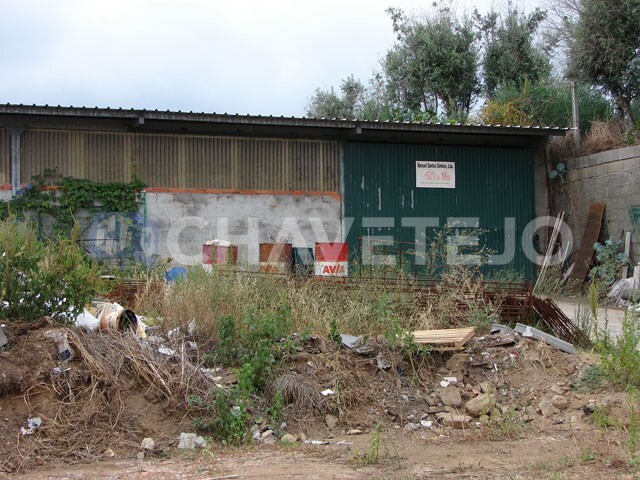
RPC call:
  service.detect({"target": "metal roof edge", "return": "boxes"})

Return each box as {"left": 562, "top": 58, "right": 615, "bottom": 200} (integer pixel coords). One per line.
{"left": 0, "top": 103, "right": 569, "bottom": 136}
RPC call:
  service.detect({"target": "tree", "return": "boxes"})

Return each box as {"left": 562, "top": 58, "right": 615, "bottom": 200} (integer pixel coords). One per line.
{"left": 475, "top": 4, "right": 551, "bottom": 97}
{"left": 305, "top": 75, "right": 365, "bottom": 119}
{"left": 382, "top": 7, "right": 480, "bottom": 121}
{"left": 566, "top": 0, "right": 640, "bottom": 124}
{"left": 479, "top": 81, "right": 612, "bottom": 131}
{"left": 305, "top": 74, "right": 394, "bottom": 120}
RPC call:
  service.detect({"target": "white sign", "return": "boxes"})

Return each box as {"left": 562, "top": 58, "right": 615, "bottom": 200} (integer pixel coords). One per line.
{"left": 416, "top": 161, "right": 456, "bottom": 188}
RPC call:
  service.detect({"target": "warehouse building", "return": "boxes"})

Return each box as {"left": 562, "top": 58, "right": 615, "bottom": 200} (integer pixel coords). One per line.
{"left": 0, "top": 104, "right": 566, "bottom": 276}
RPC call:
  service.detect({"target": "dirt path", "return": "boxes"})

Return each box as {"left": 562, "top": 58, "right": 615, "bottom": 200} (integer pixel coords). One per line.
{"left": 555, "top": 297, "right": 627, "bottom": 338}
{"left": 7, "top": 426, "right": 633, "bottom": 480}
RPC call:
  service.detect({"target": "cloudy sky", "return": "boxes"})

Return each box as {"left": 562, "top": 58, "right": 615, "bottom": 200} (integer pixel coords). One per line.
{"left": 1, "top": 0, "right": 538, "bottom": 117}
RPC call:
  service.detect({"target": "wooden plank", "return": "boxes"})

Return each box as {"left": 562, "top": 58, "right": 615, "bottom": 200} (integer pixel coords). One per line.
{"left": 568, "top": 202, "right": 605, "bottom": 292}
{"left": 412, "top": 327, "right": 476, "bottom": 349}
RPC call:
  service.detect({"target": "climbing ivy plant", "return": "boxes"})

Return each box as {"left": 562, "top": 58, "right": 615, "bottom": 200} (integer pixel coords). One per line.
{"left": 0, "top": 170, "right": 146, "bottom": 237}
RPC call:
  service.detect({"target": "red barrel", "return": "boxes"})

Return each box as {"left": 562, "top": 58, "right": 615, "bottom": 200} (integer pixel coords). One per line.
{"left": 259, "top": 243, "right": 292, "bottom": 273}
{"left": 202, "top": 244, "right": 238, "bottom": 268}
{"left": 315, "top": 242, "right": 348, "bottom": 277}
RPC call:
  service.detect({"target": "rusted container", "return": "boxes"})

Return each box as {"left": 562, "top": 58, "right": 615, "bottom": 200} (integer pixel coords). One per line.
{"left": 98, "top": 307, "right": 138, "bottom": 332}
{"left": 315, "top": 242, "right": 348, "bottom": 277}
{"left": 202, "top": 244, "right": 238, "bottom": 269}
{"left": 259, "top": 243, "right": 293, "bottom": 273}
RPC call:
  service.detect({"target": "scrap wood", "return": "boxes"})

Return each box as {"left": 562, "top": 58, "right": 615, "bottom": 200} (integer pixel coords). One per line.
{"left": 533, "top": 211, "right": 565, "bottom": 295}
{"left": 567, "top": 202, "right": 605, "bottom": 293}
{"left": 411, "top": 327, "right": 475, "bottom": 351}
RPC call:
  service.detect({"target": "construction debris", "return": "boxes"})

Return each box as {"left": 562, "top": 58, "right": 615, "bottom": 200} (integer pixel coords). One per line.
{"left": 514, "top": 323, "right": 576, "bottom": 354}
{"left": 412, "top": 327, "right": 476, "bottom": 351}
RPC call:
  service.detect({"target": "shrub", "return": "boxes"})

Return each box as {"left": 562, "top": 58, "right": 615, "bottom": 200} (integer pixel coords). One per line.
{"left": 598, "top": 313, "right": 640, "bottom": 389}
{"left": 0, "top": 216, "right": 101, "bottom": 322}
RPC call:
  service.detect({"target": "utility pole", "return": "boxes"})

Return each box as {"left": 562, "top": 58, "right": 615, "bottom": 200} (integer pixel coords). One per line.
{"left": 571, "top": 81, "right": 581, "bottom": 152}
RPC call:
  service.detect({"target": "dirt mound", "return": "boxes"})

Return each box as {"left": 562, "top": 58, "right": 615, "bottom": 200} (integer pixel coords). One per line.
{"left": 0, "top": 322, "right": 221, "bottom": 473}
{"left": 0, "top": 322, "right": 611, "bottom": 475}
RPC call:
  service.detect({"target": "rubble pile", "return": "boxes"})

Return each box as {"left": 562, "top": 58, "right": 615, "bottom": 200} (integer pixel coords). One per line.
{"left": 0, "top": 319, "right": 602, "bottom": 474}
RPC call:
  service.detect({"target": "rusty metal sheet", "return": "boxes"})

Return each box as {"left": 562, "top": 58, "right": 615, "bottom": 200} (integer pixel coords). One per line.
{"left": 567, "top": 202, "right": 605, "bottom": 292}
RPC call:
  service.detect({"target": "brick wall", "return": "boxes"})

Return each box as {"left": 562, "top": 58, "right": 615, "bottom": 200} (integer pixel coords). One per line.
{"left": 553, "top": 145, "right": 640, "bottom": 263}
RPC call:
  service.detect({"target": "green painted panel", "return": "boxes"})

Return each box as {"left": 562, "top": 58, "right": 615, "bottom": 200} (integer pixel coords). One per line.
{"left": 343, "top": 143, "right": 536, "bottom": 278}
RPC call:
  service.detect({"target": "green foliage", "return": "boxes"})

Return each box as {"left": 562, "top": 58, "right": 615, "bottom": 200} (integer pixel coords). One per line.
{"left": 597, "top": 313, "right": 640, "bottom": 389}
{"left": 474, "top": 4, "right": 551, "bottom": 97}
{"left": 328, "top": 318, "right": 341, "bottom": 343}
{"left": 0, "top": 170, "right": 146, "bottom": 237}
{"left": 0, "top": 215, "right": 102, "bottom": 322}
{"left": 305, "top": 75, "right": 393, "bottom": 120}
{"left": 267, "top": 391, "right": 285, "bottom": 428}
{"left": 589, "top": 239, "right": 629, "bottom": 286}
{"left": 384, "top": 7, "right": 480, "bottom": 120}
{"left": 576, "top": 364, "right": 605, "bottom": 392}
{"left": 353, "top": 424, "right": 399, "bottom": 466}
{"left": 479, "top": 81, "right": 612, "bottom": 130}
{"left": 190, "top": 390, "right": 250, "bottom": 446}
{"left": 567, "top": 0, "right": 640, "bottom": 124}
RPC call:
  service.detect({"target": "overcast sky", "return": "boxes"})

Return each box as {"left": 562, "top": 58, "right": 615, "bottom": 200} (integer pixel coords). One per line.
{"left": 1, "top": 0, "right": 539, "bottom": 117}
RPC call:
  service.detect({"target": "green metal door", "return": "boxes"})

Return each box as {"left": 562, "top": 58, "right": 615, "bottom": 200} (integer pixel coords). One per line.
{"left": 343, "top": 143, "right": 537, "bottom": 278}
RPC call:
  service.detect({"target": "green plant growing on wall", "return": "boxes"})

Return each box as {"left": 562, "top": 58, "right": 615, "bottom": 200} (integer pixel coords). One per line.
{"left": 0, "top": 169, "right": 146, "bottom": 238}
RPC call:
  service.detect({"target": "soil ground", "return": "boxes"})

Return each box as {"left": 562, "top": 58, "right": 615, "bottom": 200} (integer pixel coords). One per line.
{"left": 1, "top": 313, "right": 638, "bottom": 479}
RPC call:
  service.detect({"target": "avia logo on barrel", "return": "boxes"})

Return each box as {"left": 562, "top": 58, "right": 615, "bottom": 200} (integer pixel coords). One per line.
{"left": 323, "top": 264, "right": 345, "bottom": 274}
{"left": 315, "top": 261, "right": 348, "bottom": 277}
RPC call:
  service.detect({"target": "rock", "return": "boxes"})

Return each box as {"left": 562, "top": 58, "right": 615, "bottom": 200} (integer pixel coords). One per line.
{"left": 435, "top": 412, "right": 472, "bottom": 429}
{"left": 446, "top": 353, "right": 469, "bottom": 372}
{"left": 297, "top": 432, "right": 307, "bottom": 442}
{"left": 325, "top": 414, "right": 338, "bottom": 429}
{"left": 479, "top": 381, "right": 492, "bottom": 394}
{"left": 136, "top": 452, "right": 145, "bottom": 460}
{"left": 465, "top": 393, "right": 495, "bottom": 417}
{"left": 440, "top": 386, "right": 463, "bottom": 407}
{"left": 281, "top": 433, "right": 297, "bottom": 443}
{"left": 550, "top": 384, "right": 564, "bottom": 395}
{"left": 404, "top": 422, "right": 420, "bottom": 431}
{"left": 347, "top": 429, "right": 363, "bottom": 435}
{"left": 260, "top": 430, "right": 274, "bottom": 442}
{"left": 425, "top": 395, "right": 438, "bottom": 407}
{"left": 539, "top": 400, "right": 559, "bottom": 417}
{"left": 178, "top": 432, "right": 206, "bottom": 449}
{"left": 140, "top": 437, "right": 155, "bottom": 451}
{"left": 262, "top": 436, "right": 276, "bottom": 445}
{"left": 551, "top": 394, "right": 570, "bottom": 411}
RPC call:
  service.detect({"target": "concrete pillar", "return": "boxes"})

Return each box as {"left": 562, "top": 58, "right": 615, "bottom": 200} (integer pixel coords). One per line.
{"left": 6, "top": 127, "right": 24, "bottom": 197}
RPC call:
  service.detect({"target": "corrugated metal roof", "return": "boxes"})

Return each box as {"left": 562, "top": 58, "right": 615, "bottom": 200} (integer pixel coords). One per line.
{"left": 0, "top": 103, "right": 569, "bottom": 135}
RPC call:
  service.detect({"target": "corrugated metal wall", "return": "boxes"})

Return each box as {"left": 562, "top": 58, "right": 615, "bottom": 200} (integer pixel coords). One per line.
{"left": 0, "top": 129, "right": 10, "bottom": 185}
{"left": 343, "top": 143, "right": 536, "bottom": 276}
{"left": 20, "top": 129, "right": 340, "bottom": 192}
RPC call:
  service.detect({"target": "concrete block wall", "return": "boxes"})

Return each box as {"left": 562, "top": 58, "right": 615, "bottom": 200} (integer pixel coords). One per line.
{"left": 143, "top": 192, "right": 342, "bottom": 266}
{"left": 553, "top": 144, "right": 640, "bottom": 263}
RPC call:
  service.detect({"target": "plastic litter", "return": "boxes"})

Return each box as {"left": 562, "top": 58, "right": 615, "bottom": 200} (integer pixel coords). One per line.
{"left": 75, "top": 308, "right": 100, "bottom": 330}
{"left": 20, "top": 417, "right": 42, "bottom": 435}
{"left": 44, "top": 330, "right": 75, "bottom": 362}
{"left": 0, "top": 323, "right": 7, "bottom": 350}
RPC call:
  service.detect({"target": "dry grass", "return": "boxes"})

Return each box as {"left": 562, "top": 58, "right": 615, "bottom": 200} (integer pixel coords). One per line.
{"left": 135, "top": 266, "right": 501, "bottom": 342}
{"left": 2, "top": 325, "right": 216, "bottom": 473}
{"left": 581, "top": 119, "right": 627, "bottom": 155}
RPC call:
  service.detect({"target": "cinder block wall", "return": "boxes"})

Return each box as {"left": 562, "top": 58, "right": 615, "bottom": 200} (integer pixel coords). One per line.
{"left": 553, "top": 145, "right": 640, "bottom": 264}
{"left": 144, "top": 192, "right": 342, "bottom": 266}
